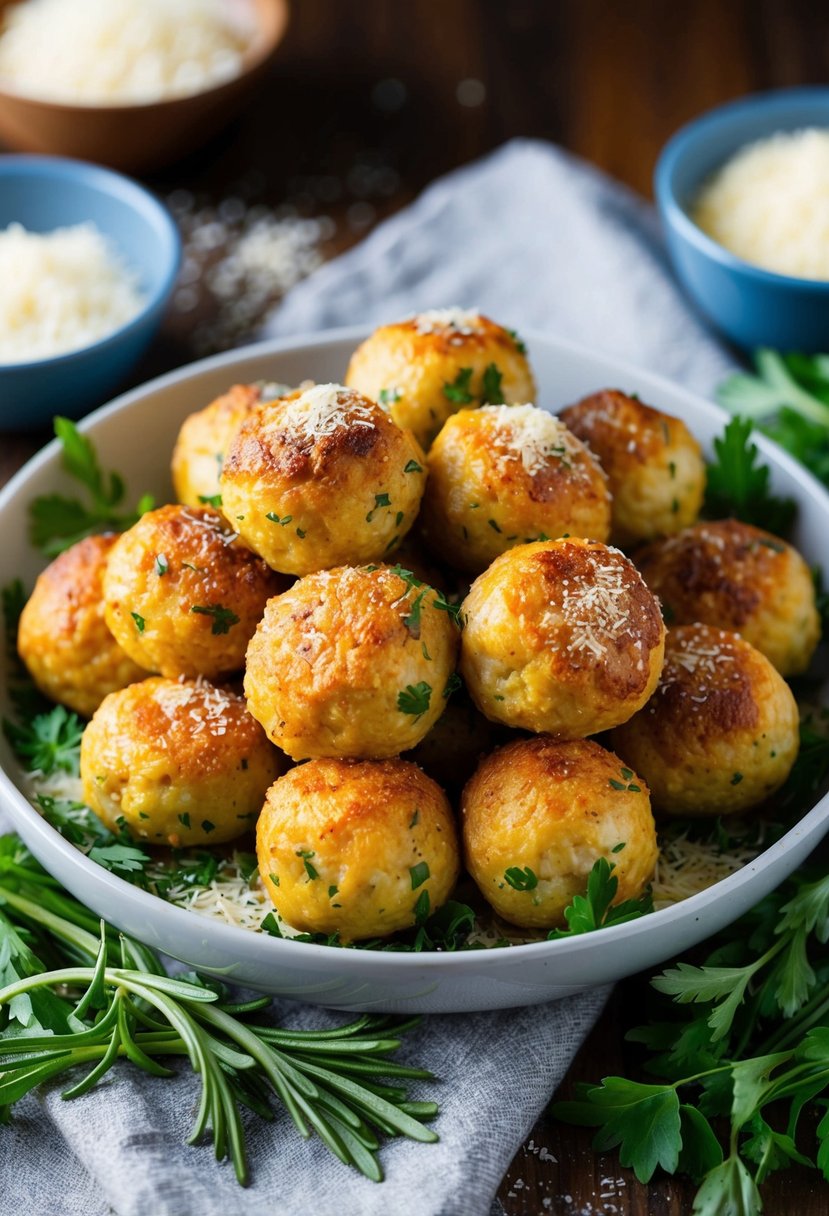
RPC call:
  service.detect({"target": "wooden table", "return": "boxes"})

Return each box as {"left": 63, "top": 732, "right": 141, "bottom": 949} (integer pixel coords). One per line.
{"left": 2, "top": 2, "right": 828, "bottom": 1210}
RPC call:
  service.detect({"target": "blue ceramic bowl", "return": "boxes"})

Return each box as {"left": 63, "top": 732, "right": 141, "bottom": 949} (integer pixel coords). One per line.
{"left": 655, "top": 87, "right": 829, "bottom": 352}
{"left": 0, "top": 156, "right": 180, "bottom": 429}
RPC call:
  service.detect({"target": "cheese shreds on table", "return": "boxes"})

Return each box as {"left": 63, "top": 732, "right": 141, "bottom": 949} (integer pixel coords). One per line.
{"left": 0, "top": 0, "right": 254, "bottom": 104}
{"left": 693, "top": 127, "right": 829, "bottom": 280}
{"left": 0, "top": 222, "right": 144, "bottom": 364}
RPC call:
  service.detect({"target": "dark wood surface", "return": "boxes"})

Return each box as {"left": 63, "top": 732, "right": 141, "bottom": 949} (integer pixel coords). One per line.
{"left": 3, "top": 2, "right": 829, "bottom": 1211}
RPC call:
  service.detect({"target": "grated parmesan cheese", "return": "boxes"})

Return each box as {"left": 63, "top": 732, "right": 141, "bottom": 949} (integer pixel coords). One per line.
{"left": 264, "top": 383, "right": 378, "bottom": 445}
{"left": 693, "top": 128, "right": 829, "bottom": 280}
{"left": 550, "top": 548, "right": 633, "bottom": 662}
{"left": 409, "top": 307, "right": 483, "bottom": 335}
{"left": 482, "top": 404, "right": 598, "bottom": 477}
{"left": 0, "top": 0, "right": 254, "bottom": 104}
{"left": 0, "top": 222, "right": 143, "bottom": 364}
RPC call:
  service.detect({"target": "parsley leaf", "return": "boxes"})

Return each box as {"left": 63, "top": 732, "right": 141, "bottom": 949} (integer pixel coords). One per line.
{"left": 190, "top": 604, "right": 240, "bottom": 635}
{"left": 29, "top": 417, "right": 154, "bottom": 557}
{"left": 504, "top": 865, "right": 538, "bottom": 891}
{"left": 704, "top": 416, "right": 796, "bottom": 536}
{"left": 410, "top": 862, "right": 430, "bottom": 889}
{"left": 547, "top": 857, "right": 653, "bottom": 940}
{"left": 397, "top": 682, "right": 432, "bottom": 718}
{"left": 443, "top": 368, "right": 475, "bottom": 404}
{"left": 481, "top": 363, "right": 504, "bottom": 404}
{"left": 552, "top": 1079, "right": 682, "bottom": 1183}
{"left": 3, "top": 706, "right": 84, "bottom": 776}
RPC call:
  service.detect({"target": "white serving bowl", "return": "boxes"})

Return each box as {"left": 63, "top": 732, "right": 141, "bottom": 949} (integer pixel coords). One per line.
{"left": 1, "top": 329, "right": 827, "bottom": 1013}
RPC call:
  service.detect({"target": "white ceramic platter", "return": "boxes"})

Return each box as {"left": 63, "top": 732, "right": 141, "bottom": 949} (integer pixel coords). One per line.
{"left": 1, "top": 328, "right": 827, "bottom": 1013}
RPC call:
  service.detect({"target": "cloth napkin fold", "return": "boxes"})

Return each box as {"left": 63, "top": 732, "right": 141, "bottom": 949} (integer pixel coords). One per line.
{"left": 1, "top": 137, "right": 733, "bottom": 1216}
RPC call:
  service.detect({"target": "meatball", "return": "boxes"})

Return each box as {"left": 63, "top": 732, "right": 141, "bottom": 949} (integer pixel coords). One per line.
{"left": 81, "top": 677, "right": 284, "bottom": 846}
{"left": 460, "top": 538, "right": 665, "bottom": 736}
{"left": 220, "top": 383, "right": 426, "bottom": 576}
{"left": 404, "top": 691, "right": 507, "bottom": 792}
{"left": 245, "top": 564, "right": 459, "bottom": 760}
{"left": 612, "top": 624, "right": 799, "bottom": 816}
{"left": 419, "top": 404, "right": 611, "bottom": 573}
{"left": 257, "top": 757, "right": 460, "bottom": 941}
{"left": 635, "top": 519, "right": 820, "bottom": 676}
{"left": 345, "top": 309, "right": 536, "bottom": 449}
{"left": 171, "top": 381, "right": 292, "bottom": 510}
{"left": 462, "top": 737, "right": 657, "bottom": 929}
{"left": 103, "top": 505, "right": 282, "bottom": 679}
{"left": 559, "top": 389, "right": 706, "bottom": 546}
{"left": 17, "top": 535, "right": 146, "bottom": 718}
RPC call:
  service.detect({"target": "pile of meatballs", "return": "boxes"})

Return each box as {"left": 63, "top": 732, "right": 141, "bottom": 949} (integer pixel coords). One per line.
{"left": 17, "top": 308, "right": 818, "bottom": 943}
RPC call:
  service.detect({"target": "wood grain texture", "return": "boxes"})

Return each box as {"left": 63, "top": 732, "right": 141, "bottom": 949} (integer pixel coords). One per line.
{"left": 3, "top": 2, "right": 829, "bottom": 1210}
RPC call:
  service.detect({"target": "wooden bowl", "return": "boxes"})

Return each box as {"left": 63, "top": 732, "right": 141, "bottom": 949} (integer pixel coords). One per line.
{"left": 0, "top": 0, "right": 288, "bottom": 172}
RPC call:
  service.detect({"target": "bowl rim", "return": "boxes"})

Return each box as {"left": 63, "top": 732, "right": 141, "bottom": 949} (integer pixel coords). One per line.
{"left": 0, "top": 0, "right": 289, "bottom": 114}
{"left": 654, "top": 85, "right": 829, "bottom": 293}
{"left": 2, "top": 324, "right": 828, "bottom": 973}
{"left": 0, "top": 154, "right": 181, "bottom": 374}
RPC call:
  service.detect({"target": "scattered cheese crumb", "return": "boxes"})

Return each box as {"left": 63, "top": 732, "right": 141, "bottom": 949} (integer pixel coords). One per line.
{"left": 409, "top": 307, "right": 483, "bottom": 335}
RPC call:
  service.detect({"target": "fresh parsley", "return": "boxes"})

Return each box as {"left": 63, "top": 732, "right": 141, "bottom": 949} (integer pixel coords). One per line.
{"left": 481, "top": 363, "right": 505, "bottom": 404}
{"left": 190, "top": 604, "right": 240, "bottom": 635}
{"left": 29, "top": 417, "right": 154, "bottom": 557}
{"left": 397, "top": 682, "right": 432, "bottom": 718}
{"left": 547, "top": 856, "right": 653, "bottom": 939}
{"left": 198, "top": 494, "right": 223, "bottom": 508}
{"left": 704, "top": 416, "right": 797, "bottom": 536}
{"left": 553, "top": 863, "right": 829, "bottom": 1208}
{"left": 504, "top": 866, "right": 538, "bottom": 892}
{"left": 3, "top": 705, "right": 84, "bottom": 776}
{"left": 443, "top": 368, "right": 475, "bottom": 404}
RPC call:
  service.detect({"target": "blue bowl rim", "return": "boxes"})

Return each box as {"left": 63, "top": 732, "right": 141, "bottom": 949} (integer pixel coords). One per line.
{"left": 654, "top": 85, "right": 829, "bottom": 294}
{"left": 0, "top": 154, "right": 181, "bottom": 373}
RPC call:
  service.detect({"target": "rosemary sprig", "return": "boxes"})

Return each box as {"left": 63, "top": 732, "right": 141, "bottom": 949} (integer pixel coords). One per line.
{"left": 0, "top": 838, "right": 438, "bottom": 1185}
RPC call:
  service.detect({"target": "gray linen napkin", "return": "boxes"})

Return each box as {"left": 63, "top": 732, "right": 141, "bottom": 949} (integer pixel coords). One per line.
{"left": 0, "top": 138, "right": 733, "bottom": 1216}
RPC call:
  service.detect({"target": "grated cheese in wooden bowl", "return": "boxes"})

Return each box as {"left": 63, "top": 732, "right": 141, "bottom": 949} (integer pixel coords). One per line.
{"left": 0, "top": 0, "right": 254, "bottom": 105}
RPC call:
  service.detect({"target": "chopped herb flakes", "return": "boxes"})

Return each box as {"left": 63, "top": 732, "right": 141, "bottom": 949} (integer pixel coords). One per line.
{"left": 130, "top": 612, "right": 146, "bottom": 633}
{"left": 410, "top": 862, "right": 430, "bottom": 889}
{"left": 190, "top": 604, "right": 240, "bottom": 635}
{"left": 154, "top": 554, "right": 168, "bottom": 576}
{"left": 443, "top": 368, "right": 475, "bottom": 404}
{"left": 504, "top": 866, "right": 538, "bottom": 892}
{"left": 397, "top": 682, "right": 432, "bottom": 718}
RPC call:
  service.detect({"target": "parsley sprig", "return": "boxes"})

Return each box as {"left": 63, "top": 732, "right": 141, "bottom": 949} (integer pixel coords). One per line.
{"left": 3, "top": 705, "right": 84, "bottom": 776}
{"left": 553, "top": 864, "right": 829, "bottom": 1209}
{"left": 704, "top": 416, "right": 796, "bottom": 536}
{"left": 0, "top": 837, "right": 439, "bottom": 1185}
{"left": 547, "top": 854, "right": 653, "bottom": 940}
{"left": 29, "top": 418, "right": 154, "bottom": 557}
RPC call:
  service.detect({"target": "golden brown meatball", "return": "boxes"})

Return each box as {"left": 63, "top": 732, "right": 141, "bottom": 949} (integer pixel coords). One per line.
{"left": 404, "top": 692, "right": 507, "bottom": 792}
{"left": 220, "top": 384, "right": 426, "bottom": 576}
{"left": 559, "top": 389, "right": 706, "bottom": 547}
{"left": 612, "top": 624, "right": 799, "bottom": 816}
{"left": 16, "top": 535, "right": 146, "bottom": 718}
{"left": 636, "top": 519, "right": 820, "bottom": 676}
{"left": 171, "top": 381, "right": 293, "bottom": 510}
{"left": 81, "top": 677, "right": 284, "bottom": 846}
{"left": 345, "top": 309, "right": 536, "bottom": 449}
{"left": 462, "top": 737, "right": 657, "bottom": 929}
{"left": 460, "top": 538, "right": 665, "bottom": 736}
{"left": 419, "top": 405, "right": 611, "bottom": 573}
{"left": 257, "top": 757, "right": 460, "bottom": 941}
{"left": 245, "top": 564, "right": 459, "bottom": 760}
{"left": 103, "top": 505, "right": 282, "bottom": 679}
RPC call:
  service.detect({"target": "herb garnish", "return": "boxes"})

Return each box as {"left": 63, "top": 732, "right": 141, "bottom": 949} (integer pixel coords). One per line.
{"left": 410, "top": 862, "right": 430, "bottom": 890}
{"left": 198, "top": 494, "right": 223, "bottom": 508}
{"left": 547, "top": 856, "right": 653, "bottom": 939}
{"left": 0, "top": 840, "right": 439, "bottom": 1185}
{"left": 704, "top": 416, "right": 796, "bottom": 536}
{"left": 553, "top": 863, "right": 829, "bottom": 1209}
{"left": 3, "top": 705, "right": 84, "bottom": 776}
{"left": 154, "top": 553, "right": 169, "bottom": 576}
{"left": 190, "top": 604, "right": 240, "bottom": 635}
{"left": 397, "top": 682, "right": 432, "bottom": 718}
{"left": 481, "top": 363, "right": 504, "bottom": 405}
{"left": 443, "top": 368, "right": 475, "bottom": 404}
{"left": 29, "top": 418, "right": 154, "bottom": 557}
{"left": 504, "top": 866, "right": 538, "bottom": 892}
{"left": 131, "top": 611, "right": 146, "bottom": 633}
